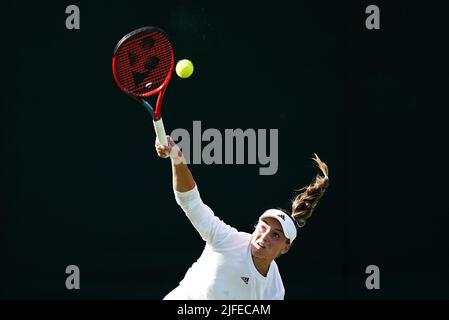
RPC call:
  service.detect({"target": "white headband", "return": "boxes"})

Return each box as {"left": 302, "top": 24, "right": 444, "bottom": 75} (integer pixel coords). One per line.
{"left": 259, "top": 209, "right": 297, "bottom": 243}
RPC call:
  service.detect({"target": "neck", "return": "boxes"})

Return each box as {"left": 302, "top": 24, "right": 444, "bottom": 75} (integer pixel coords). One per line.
{"left": 251, "top": 255, "right": 271, "bottom": 277}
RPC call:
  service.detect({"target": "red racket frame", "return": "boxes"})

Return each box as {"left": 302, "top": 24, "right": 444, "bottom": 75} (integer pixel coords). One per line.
{"left": 112, "top": 26, "right": 174, "bottom": 121}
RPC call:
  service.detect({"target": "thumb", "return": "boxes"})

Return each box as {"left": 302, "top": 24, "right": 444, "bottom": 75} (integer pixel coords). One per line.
{"left": 167, "top": 135, "right": 176, "bottom": 147}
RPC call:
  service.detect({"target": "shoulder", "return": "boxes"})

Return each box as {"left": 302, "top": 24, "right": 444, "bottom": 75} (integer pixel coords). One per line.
{"left": 268, "top": 262, "right": 286, "bottom": 299}
{"left": 214, "top": 231, "right": 252, "bottom": 252}
{"left": 269, "top": 261, "right": 284, "bottom": 286}
{"left": 232, "top": 231, "right": 252, "bottom": 246}
{"left": 270, "top": 260, "right": 280, "bottom": 272}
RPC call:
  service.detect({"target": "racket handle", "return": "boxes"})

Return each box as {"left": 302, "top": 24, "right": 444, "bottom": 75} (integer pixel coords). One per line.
{"left": 153, "top": 118, "right": 168, "bottom": 147}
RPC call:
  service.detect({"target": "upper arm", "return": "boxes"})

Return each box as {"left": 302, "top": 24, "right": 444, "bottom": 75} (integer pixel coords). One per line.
{"left": 187, "top": 202, "right": 238, "bottom": 246}
{"left": 174, "top": 186, "right": 237, "bottom": 247}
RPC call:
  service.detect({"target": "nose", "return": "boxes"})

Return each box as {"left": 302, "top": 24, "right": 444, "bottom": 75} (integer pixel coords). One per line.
{"left": 259, "top": 229, "right": 270, "bottom": 243}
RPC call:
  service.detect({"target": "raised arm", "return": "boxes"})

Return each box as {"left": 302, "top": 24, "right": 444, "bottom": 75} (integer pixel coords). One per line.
{"left": 154, "top": 135, "right": 237, "bottom": 247}
{"left": 155, "top": 135, "right": 195, "bottom": 192}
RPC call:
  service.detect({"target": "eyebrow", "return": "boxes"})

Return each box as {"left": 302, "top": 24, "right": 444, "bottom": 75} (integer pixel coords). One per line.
{"left": 260, "top": 220, "right": 284, "bottom": 234}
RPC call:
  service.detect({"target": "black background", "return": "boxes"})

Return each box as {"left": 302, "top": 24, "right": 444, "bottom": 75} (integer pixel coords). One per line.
{"left": 1, "top": 1, "right": 448, "bottom": 300}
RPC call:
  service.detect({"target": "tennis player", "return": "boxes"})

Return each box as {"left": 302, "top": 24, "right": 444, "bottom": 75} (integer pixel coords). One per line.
{"left": 156, "top": 136, "right": 329, "bottom": 300}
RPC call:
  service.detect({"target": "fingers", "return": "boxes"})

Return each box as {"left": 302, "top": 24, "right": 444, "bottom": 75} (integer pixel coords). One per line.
{"left": 155, "top": 135, "right": 179, "bottom": 159}
{"left": 155, "top": 136, "right": 171, "bottom": 158}
{"left": 167, "top": 135, "right": 176, "bottom": 147}
{"left": 156, "top": 145, "right": 169, "bottom": 154}
{"left": 155, "top": 135, "right": 173, "bottom": 146}
{"left": 156, "top": 145, "right": 167, "bottom": 153}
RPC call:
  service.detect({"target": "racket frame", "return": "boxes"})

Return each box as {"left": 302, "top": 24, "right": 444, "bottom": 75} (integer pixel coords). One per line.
{"left": 112, "top": 26, "right": 174, "bottom": 146}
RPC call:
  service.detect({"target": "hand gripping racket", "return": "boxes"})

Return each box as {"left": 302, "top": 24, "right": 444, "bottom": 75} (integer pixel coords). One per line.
{"left": 112, "top": 26, "right": 174, "bottom": 146}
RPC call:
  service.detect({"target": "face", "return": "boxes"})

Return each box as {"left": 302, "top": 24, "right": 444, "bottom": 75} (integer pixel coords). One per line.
{"left": 250, "top": 217, "right": 291, "bottom": 261}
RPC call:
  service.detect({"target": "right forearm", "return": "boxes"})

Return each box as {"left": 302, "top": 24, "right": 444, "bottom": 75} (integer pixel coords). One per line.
{"left": 156, "top": 135, "right": 196, "bottom": 192}
{"left": 172, "top": 160, "right": 196, "bottom": 192}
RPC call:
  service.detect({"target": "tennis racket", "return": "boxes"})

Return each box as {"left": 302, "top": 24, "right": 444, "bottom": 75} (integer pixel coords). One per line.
{"left": 112, "top": 26, "right": 174, "bottom": 147}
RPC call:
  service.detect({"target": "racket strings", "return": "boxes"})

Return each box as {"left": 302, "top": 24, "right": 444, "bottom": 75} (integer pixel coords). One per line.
{"left": 115, "top": 32, "right": 173, "bottom": 96}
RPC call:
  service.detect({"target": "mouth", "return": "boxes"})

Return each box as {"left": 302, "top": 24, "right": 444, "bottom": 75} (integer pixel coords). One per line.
{"left": 256, "top": 242, "right": 265, "bottom": 249}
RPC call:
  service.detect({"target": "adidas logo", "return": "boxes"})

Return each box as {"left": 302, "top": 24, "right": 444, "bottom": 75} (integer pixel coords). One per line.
{"left": 240, "top": 277, "right": 249, "bottom": 285}
{"left": 277, "top": 214, "right": 285, "bottom": 221}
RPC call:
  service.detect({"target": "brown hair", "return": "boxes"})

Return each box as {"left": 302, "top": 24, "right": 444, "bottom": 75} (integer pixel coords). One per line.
{"left": 291, "top": 153, "right": 329, "bottom": 228}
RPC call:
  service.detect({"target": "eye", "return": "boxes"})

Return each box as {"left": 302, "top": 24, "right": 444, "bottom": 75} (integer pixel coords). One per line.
{"left": 272, "top": 233, "right": 280, "bottom": 239}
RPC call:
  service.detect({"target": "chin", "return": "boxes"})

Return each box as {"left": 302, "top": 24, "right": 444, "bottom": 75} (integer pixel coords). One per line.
{"left": 250, "top": 242, "right": 267, "bottom": 257}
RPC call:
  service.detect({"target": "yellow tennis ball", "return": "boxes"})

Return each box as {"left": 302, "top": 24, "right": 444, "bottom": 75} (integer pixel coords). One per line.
{"left": 176, "top": 59, "right": 194, "bottom": 79}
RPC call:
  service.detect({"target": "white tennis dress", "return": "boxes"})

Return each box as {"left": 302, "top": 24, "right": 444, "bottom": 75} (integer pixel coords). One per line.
{"left": 163, "top": 185, "right": 285, "bottom": 300}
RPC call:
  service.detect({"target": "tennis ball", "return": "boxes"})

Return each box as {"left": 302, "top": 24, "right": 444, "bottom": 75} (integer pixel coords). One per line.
{"left": 175, "top": 59, "right": 194, "bottom": 79}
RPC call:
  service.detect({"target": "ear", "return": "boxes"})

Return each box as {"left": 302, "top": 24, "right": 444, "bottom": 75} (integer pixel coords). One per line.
{"left": 280, "top": 243, "right": 291, "bottom": 255}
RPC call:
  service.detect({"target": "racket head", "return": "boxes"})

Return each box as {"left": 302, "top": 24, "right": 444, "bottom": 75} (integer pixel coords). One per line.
{"left": 112, "top": 26, "right": 174, "bottom": 117}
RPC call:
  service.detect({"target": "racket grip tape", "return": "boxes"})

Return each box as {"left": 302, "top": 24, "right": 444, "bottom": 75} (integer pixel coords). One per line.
{"left": 153, "top": 118, "right": 168, "bottom": 147}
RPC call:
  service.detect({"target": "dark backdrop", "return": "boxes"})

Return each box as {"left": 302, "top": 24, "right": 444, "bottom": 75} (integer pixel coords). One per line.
{"left": 1, "top": 1, "right": 448, "bottom": 299}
